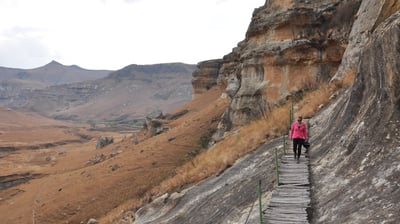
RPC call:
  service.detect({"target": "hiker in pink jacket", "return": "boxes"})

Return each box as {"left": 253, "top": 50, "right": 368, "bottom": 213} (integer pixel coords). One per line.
{"left": 290, "top": 115, "right": 307, "bottom": 161}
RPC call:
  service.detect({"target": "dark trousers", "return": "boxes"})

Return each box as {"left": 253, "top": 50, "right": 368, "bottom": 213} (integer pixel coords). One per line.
{"left": 293, "top": 138, "right": 304, "bottom": 159}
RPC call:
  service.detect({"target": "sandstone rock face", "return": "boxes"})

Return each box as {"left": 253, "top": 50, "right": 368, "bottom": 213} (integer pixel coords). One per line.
{"left": 310, "top": 11, "right": 400, "bottom": 223}
{"left": 191, "top": 59, "right": 222, "bottom": 99}
{"left": 332, "top": 0, "right": 400, "bottom": 81}
{"left": 218, "top": 0, "right": 361, "bottom": 127}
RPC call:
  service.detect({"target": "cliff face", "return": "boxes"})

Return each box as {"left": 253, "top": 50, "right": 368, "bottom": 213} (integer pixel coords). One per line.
{"left": 310, "top": 8, "right": 400, "bottom": 224}
{"left": 217, "top": 0, "right": 360, "bottom": 128}
{"left": 191, "top": 59, "right": 222, "bottom": 99}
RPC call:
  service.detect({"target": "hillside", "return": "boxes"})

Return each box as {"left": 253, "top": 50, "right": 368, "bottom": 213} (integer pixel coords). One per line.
{"left": 0, "top": 61, "right": 111, "bottom": 107}
{"left": 0, "top": 106, "right": 92, "bottom": 177}
{"left": 0, "top": 87, "right": 228, "bottom": 224}
{"left": 13, "top": 63, "right": 196, "bottom": 127}
{"left": 0, "top": 60, "right": 111, "bottom": 84}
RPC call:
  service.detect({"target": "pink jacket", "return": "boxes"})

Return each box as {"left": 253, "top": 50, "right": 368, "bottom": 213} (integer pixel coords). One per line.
{"left": 290, "top": 121, "right": 307, "bottom": 140}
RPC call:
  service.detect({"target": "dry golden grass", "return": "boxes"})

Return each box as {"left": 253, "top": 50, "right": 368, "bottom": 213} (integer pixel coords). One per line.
{"left": 296, "top": 84, "right": 333, "bottom": 118}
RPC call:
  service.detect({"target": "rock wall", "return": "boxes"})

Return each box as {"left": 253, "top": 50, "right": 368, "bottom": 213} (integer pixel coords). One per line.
{"left": 191, "top": 59, "right": 222, "bottom": 99}
{"left": 217, "top": 0, "right": 361, "bottom": 128}
{"left": 332, "top": 0, "right": 400, "bottom": 81}
{"left": 309, "top": 10, "right": 400, "bottom": 224}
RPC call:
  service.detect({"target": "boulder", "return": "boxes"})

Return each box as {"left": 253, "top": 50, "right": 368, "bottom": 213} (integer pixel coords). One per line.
{"left": 143, "top": 117, "right": 164, "bottom": 137}
{"left": 86, "top": 218, "right": 98, "bottom": 224}
{"left": 164, "top": 109, "right": 189, "bottom": 120}
{"left": 96, "top": 136, "right": 113, "bottom": 149}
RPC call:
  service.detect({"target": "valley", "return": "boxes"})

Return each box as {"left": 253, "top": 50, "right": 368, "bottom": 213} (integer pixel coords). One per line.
{"left": 0, "top": 87, "right": 228, "bottom": 224}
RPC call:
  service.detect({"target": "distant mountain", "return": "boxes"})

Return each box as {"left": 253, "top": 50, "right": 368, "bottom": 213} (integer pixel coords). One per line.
{"left": 0, "top": 61, "right": 112, "bottom": 107}
{"left": 14, "top": 63, "right": 196, "bottom": 127}
{"left": 0, "top": 60, "right": 112, "bottom": 85}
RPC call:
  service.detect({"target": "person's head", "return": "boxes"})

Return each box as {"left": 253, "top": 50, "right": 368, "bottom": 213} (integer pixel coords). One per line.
{"left": 297, "top": 116, "right": 303, "bottom": 122}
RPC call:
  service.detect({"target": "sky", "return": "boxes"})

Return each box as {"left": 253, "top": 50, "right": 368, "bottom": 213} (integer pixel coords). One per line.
{"left": 0, "top": 0, "right": 265, "bottom": 70}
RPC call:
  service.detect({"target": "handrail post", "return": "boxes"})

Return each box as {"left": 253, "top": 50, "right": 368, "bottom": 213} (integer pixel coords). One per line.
{"left": 258, "top": 179, "right": 263, "bottom": 224}
{"left": 274, "top": 148, "right": 279, "bottom": 186}
{"left": 283, "top": 135, "right": 286, "bottom": 155}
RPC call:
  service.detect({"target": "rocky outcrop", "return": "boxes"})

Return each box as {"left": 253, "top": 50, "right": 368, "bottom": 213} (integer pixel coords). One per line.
{"left": 217, "top": 0, "right": 361, "bottom": 128}
{"left": 310, "top": 11, "right": 400, "bottom": 224}
{"left": 332, "top": 0, "right": 400, "bottom": 81}
{"left": 191, "top": 59, "right": 222, "bottom": 99}
{"left": 96, "top": 136, "right": 114, "bottom": 149}
{"left": 143, "top": 117, "right": 165, "bottom": 137}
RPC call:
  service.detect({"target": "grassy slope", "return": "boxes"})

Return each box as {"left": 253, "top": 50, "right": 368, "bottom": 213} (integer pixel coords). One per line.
{"left": 0, "top": 87, "right": 228, "bottom": 224}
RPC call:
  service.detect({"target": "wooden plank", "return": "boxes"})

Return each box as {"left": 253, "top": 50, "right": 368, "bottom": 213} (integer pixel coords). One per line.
{"left": 270, "top": 199, "right": 310, "bottom": 205}
{"left": 266, "top": 219, "right": 309, "bottom": 224}
{"left": 273, "top": 191, "right": 309, "bottom": 195}
{"left": 265, "top": 207, "right": 308, "bottom": 214}
{"left": 265, "top": 213, "right": 308, "bottom": 220}
{"left": 279, "top": 175, "right": 309, "bottom": 179}
{"left": 265, "top": 216, "right": 308, "bottom": 222}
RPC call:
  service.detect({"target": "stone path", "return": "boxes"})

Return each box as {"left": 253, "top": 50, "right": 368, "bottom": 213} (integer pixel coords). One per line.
{"left": 263, "top": 154, "right": 311, "bottom": 224}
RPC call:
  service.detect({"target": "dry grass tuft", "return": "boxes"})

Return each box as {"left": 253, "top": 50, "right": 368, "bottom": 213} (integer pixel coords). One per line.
{"left": 296, "top": 84, "right": 334, "bottom": 118}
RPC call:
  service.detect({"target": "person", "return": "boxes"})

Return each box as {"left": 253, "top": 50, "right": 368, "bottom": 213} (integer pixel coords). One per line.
{"left": 290, "top": 115, "right": 307, "bottom": 161}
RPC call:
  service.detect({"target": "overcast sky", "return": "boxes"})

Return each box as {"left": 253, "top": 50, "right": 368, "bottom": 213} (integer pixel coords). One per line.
{"left": 0, "top": 0, "right": 265, "bottom": 70}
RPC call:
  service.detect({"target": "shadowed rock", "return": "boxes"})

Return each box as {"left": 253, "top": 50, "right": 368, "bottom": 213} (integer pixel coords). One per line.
{"left": 96, "top": 136, "right": 114, "bottom": 149}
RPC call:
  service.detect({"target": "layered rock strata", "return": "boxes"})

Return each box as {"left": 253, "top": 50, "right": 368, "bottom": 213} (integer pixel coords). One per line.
{"left": 217, "top": 0, "right": 361, "bottom": 128}
{"left": 310, "top": 10, "right": 400, "bottom": 224}
{"left": 191, "top": 59, "right": 222, "bottom": 99}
